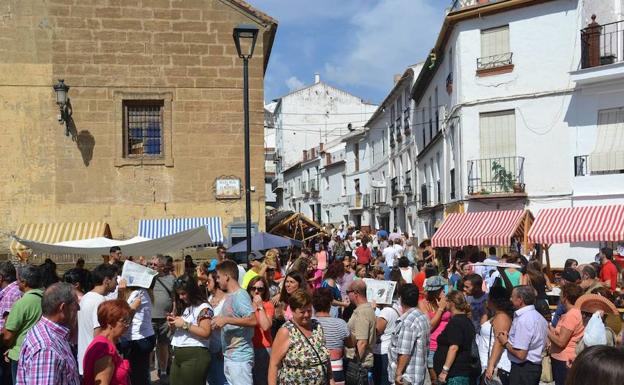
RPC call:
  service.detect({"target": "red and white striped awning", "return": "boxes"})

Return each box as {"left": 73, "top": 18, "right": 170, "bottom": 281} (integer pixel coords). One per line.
{"left": 528, "top": 205, "right": 624, "bottom": 244}
{"left": 431, "top": 210, "right": 529, "bottom": 247}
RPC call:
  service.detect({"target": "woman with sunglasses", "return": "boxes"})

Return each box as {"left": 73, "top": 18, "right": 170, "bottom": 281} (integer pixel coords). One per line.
{"left": 247, "top": 276, "right": 275, "bottom": 385}
{"left": 82, "top": 300, "right": 132, "bottom": 385}
{"left": 167, "top": 274, "right": 213, "bottom": 385}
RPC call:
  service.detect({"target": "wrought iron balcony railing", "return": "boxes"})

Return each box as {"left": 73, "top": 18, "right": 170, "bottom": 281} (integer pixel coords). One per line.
{"left": 467, "top": 156, "right": 525, "bottom": 195}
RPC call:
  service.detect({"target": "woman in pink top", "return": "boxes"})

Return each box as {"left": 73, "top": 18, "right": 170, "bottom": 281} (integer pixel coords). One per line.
{"left": 548, "top": 284, "right": 586, "bottom": 385}
{"left": 83, "top": 299, "right": 132, "bottom": 385}
{"left": 418, "top": 276, "right": 451, "bottom": 384}
{"left": 316, "top": 244, "right": 328, "bottom": 271}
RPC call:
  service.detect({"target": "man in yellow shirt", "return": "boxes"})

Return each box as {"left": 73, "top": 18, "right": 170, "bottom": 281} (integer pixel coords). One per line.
{"left": 241, "top": 251, "right": 267, "bottom": 289}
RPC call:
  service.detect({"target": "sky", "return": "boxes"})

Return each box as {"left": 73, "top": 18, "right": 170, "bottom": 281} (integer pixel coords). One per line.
{"left": 247, "top": 0, "right": 449, "bottom": 105}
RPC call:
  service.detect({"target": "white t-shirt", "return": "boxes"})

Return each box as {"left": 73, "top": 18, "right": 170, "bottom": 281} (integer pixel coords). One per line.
{"left": 373, "top": 305, "right": 401, "bottom": 355}
{"left": 237, "top": 265, "right": 246, "bottom": 287}
{"left": 126, "top": 289, "right": 155, "bottom": 340}
{"left": 383, "top": 247, "right": 398, "bottom": 267}
{"left": 77, "top": 291, "right": 105, "bottom": 375}
{"left": 171, "top": 303, "right": 213, "bottom": 348}
{"left": 393, "top": 244, "right": 404, "bottom": 258}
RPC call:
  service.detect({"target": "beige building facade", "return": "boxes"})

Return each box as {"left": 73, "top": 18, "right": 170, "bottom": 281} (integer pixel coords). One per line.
{"left": 0, "top": 0, "right": 276, "bottom": 253}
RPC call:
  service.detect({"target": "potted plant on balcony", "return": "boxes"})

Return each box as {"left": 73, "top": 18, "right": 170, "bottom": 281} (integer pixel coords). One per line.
{"left": 491, "top": 161, "right": 514, "bottom": 192}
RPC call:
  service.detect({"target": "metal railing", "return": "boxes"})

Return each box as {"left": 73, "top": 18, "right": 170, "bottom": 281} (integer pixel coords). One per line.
{"left": 300, "top": 181, "right": 309, "bottom": 195}
{"left": 372, "top": 187, "right": 387, "bottom": 204}
{"left": 477, "top": 52, "right": 513, "bottom": 70}
{"left": 581, "top": 18, "right": 624, "bottom": 69}
{"left": 347, "top": 193, "right": 370, "bottom": 209}
{"left": 404, "top": 114, "right": 410, "bottom": 135}
{"left": 310, "top": 178, "right": 319, "bottom": 195}
{"left": 396, "top": 119, "right": 402, "bottom": 142}
{"left": 467, "top": 156, "right": 525, "bottom": 195}
{"left": 391, "top": 177, "right": 404, "bottom": 197}
{"left": 404, "top": 172, "right": 413, "bottom": 196}
{"left": 574, "top": 155, "right": 588, "bottom": 176}
{"left": 271, "top": 178, "right": 283, "bottom": 192}
{"left": 574, "top": 154, "right": 624, "bottom": 176}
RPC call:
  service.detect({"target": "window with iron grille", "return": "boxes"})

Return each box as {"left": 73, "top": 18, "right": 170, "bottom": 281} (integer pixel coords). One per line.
{"left": 123, "top": 100, "right": 164, "bottom": 157}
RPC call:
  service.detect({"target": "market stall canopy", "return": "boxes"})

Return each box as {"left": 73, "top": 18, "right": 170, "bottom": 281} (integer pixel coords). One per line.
{"left": 528, "top": 204, "right": 624, "bottom": 244}
{"left": 227, "top": 232, "right": 302, "bottom": 253}
{"left": 431, "top": 210, "right": 533, "bottom": 248}
{"left": 12, "top": 226, "right": 212, "bottom": 256}
{"left": 10, "top": 222, "right": 112, "bottom": 255}
{"left": 267, "top": 211, "right": 321, "bottom": 241}
{"left": 138, "top": 217, "right": 223, "bottom": 244}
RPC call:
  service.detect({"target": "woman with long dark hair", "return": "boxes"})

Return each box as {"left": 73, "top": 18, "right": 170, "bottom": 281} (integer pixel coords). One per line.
{"left": 167, "top": 274, "right": 212, "bottom": 385}
{"left": 275, "top": 271, "right": 307, "bottom": 322}
{"left": 321, "top": 262, "right": 348, "bottom": 317}
{"left": 522, "top": 260, "right": 551, "bottom": 316}
{"left": 477, "top": 286, "right": 514, "bottom": 385}
{"left": 247, "top": 276, "right": 274, "bottom": 385}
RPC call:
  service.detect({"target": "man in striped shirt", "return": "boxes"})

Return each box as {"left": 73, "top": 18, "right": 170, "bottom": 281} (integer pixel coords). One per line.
{"left": 16, "top": 282, "right": 80, "bottom": 385}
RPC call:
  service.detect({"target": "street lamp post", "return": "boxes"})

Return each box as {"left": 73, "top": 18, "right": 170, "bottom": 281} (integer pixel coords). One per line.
{"left": 233, "top": 24, "right": 259, "bottom": 257}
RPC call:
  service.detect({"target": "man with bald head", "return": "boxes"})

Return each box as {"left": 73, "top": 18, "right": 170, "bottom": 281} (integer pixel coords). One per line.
{"left": 345, "top": 280, "right": 376, "bottom": 375}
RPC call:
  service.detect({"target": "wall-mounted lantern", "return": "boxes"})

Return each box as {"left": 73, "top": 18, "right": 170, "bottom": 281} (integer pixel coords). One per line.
{"left": 53, "top": 79, "right": 72, "bottom": 136}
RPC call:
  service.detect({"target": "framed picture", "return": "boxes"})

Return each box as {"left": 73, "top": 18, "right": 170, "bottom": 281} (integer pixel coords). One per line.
{"left": 215, "top": 178, "right": 241, "bottom": 199}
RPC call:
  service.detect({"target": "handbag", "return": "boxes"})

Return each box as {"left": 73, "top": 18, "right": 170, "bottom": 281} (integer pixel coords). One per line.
{"left": 345, "top": 341, "right": 369, "bottom": 385}
{"left": 540, "top": 349, "right": 553, "bottom": 383}
{"left": 294, "top": 322, "right": 330, "bottom": 385}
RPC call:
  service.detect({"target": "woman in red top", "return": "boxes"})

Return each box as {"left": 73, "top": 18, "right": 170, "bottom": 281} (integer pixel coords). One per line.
{"left": 247, "top": 276, "right": 275, "bottom": 385}
{"left": 83, "top": 300, "right": 131, "bottom": 385}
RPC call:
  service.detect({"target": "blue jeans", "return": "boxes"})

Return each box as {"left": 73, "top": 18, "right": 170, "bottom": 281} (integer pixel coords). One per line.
{"left": 207, "top": 352, "right": 228, "bottom": 385}
{"left": 253, "top": 347, "right": 271, "bottom": 385}
{"left": 373, "top": 353, "right": 390, "bottom": 385}
{"left": 11, "top": 359, "right": 17, "bottom": 385}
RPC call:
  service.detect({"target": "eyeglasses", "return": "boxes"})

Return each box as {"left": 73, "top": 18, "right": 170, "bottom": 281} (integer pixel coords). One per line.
{"left": 251, "top": 286, "right": 266, "bottom": 292}
{"left": 120, "top": 318, "right": 132, "bottom": 326}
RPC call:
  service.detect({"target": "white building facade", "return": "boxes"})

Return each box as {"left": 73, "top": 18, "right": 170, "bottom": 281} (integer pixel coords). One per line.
{"left": 412, "top": 0, "right": 624, "bottom": 266}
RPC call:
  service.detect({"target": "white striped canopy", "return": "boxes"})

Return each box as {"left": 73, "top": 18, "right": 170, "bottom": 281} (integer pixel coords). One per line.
{"left": 528, "top": 205, "right": 624, "bottom": 244}
{"left": 138, "top": 217, "right": 223, "bottom": 244}
{"left": 10, "top": 222, "right": 111, "bottom": 255}
{"left": 431, "top": 210, "right": 529, "bottom": 247}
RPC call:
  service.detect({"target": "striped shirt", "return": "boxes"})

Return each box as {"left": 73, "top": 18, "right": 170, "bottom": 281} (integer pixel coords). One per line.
{"left": 388, "top": 307, "right": 430, "bottom": 385}
{"left": 17, "top": 317, "right": 80, "bottom": 385}
{"left": 0, "top": 281, "right": 22, "bottom": 329}
{"left": 315, "top": 316, "right": 350, "bottom": 349}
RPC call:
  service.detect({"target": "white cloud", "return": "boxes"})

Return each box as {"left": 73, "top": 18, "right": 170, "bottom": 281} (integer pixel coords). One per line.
{"left": 323, "top": 0, "right": 444, "bottom": 98}
{"left": 285, "top": 76, "right": 305, "bottom": 91}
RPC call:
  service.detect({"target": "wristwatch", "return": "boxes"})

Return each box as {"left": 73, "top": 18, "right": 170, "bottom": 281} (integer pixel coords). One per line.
{"left": 182, "top": 321, "right": 190, "bottom": 330}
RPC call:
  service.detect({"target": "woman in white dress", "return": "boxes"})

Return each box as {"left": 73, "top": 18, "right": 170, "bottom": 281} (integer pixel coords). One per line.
{"left": 476, "top": 286, "right": 513, "bottom": 385}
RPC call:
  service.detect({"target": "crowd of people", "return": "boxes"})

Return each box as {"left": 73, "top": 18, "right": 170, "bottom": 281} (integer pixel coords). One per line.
{"left": 0, "top": 228, "right": 623, "bottom": 385}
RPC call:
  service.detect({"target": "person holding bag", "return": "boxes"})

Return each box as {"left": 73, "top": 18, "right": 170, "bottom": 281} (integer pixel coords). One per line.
{"left": 268, "top": 289, "right": 334, "bottom": 385}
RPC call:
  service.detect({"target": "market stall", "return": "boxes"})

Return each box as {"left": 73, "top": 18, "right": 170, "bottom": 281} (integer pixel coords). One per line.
{"left": 528, "top": 204, "right": 624, "bottom": 271}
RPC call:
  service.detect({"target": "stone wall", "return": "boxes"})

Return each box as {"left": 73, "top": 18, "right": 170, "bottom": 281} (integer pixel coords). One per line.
{"left": 0, "top": 0, "right": 273, "bottom": 248}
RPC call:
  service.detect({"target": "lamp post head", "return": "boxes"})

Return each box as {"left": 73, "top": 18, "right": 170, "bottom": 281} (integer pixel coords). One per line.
{"left": 233, "top": 24, "right": 259, "bottom": 59}
{"left": 53, "top": 79, "right": 69, "bottom": 107}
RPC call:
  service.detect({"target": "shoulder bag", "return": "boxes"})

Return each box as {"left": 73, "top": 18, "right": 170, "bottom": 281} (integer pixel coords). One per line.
{"left": 345, "top": 338, "right": 369, "bottom": 385}
{"left": 480, "top": 322, "right": 503, "bottom": 385}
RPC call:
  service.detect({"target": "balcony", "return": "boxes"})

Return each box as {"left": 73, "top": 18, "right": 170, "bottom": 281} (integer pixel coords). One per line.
{"left": 391, "top": 176, "right": 405, "bottom": 197}
{"left": 348, "top": 193, "right": 369, "bottom": 210}
{"left": 271, "top": 177, "right": 283, "bottom": 192}
{"left": 404, "top": 112, "right": 411, "bottom": 136}
{"left": 573, "top": 17, "right": 624, "bottom": 85}
{"left": 372, "top": 187, "right": 387, "bottom": 205}
{"left": 300, "top": 181, "right": 309, "bottom": 197}
{"left": 467, "top": 156, "right": 525, "bottom": 196}
{"left": 476, "top": 52, "right": 514, "bottom": 76}
{"left": 449, "top": 0, "right": 503, "bottom": 12}
{"left": 446, "top": 72, "right": 453, "bottom": 94}
{"left": 310, "top": 178, "right": 319, "bottom": 197}
{"left": 396, "top": 119, "right": 403, "bottom": 142}
{"left": 574, "top": 154, "right": 624, "bottom": 176}
{"left": 404, "top": 172, "right": 413, "bottom": 196}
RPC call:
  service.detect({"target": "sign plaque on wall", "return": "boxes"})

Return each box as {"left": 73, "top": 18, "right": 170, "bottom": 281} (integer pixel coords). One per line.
{"left": 215, "top": 178, "right": 241, "bottom": 199}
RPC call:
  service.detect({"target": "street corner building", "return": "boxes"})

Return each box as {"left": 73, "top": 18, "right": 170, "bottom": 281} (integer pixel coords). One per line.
{"left": 0, "top": 0, "right": 277, "bottom": 257}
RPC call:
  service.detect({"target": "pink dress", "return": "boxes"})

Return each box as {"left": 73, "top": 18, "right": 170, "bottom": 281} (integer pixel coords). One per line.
{"left": 428, "top": 310, "right": 452, "bottom": 351}
{"left": 83, "top": 335, "right": 130, "bottom": 385}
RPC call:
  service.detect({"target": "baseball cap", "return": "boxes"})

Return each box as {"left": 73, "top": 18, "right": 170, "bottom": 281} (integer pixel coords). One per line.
{"left": 561, "top": 267, "right": 581, "bottom": 283}
{"left": 248, "top": 251, "right": 264, "bottom": 262}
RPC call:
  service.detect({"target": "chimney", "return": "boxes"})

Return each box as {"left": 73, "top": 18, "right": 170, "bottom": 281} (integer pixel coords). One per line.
{"left": 393, "top": 74, "right": 402, "bottom": 84}
{"left": 314, "top": 72, "right": 320, "bottom": 84}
